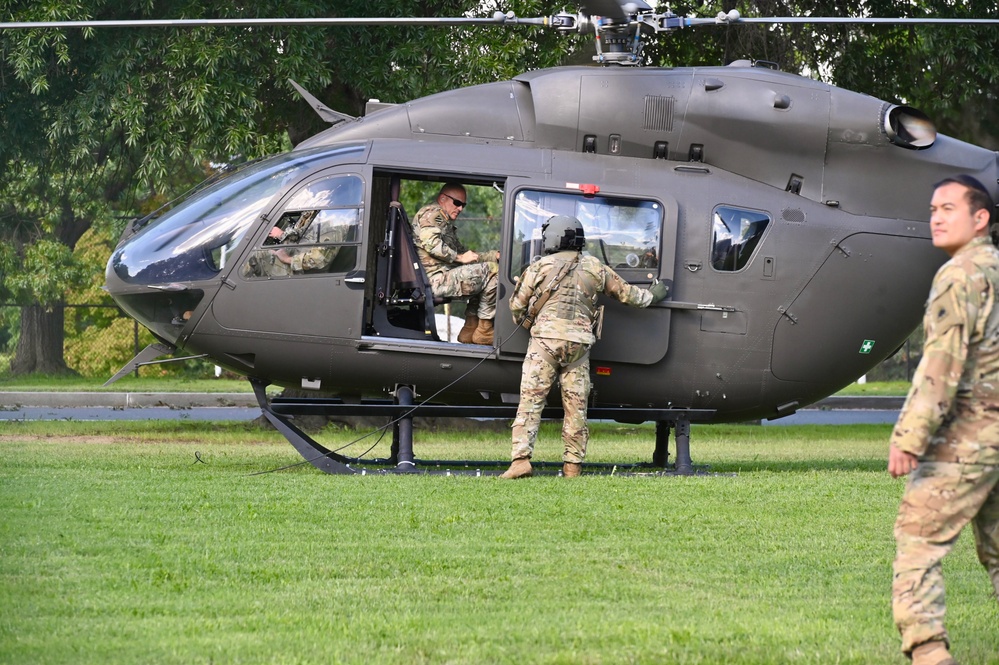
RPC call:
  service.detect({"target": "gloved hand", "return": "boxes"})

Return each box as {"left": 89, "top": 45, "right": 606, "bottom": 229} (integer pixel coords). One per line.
{"left": 648, "top": 280, "right": 669, "bottom": 303}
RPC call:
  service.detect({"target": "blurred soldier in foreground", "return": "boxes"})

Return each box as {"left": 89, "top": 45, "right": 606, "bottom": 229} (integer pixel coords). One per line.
{"left": 501, "top": 215, "right": 669, "bottom": 479}
{"left": 888, "top": 175, "right": 999, "bottom": 665}
{"left": 412, "top": 182, "right": 499, "bottom": 345}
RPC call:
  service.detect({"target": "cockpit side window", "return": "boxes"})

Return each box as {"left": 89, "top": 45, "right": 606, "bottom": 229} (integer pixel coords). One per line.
{"left": 110, "top": 149, "right": 349, "bottom": 286}
{"left": 511, "top": 189, "right": 661, "bottom": 280}
{"left": 710, "top": 206, "right": 771, "bottom": 272}
{"left": 241, "top": 174, "right": 364, "bottom": 278}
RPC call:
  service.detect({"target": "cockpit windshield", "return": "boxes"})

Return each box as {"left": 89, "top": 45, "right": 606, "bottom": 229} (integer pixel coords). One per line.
{"left": 110, "top": 145, "right": 365, "bottom": 285}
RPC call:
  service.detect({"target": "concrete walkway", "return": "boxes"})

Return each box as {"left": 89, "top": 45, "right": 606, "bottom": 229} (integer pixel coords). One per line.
{"left": 0, "top": 391, "right": 259, "bottom": 408}
{"left": 0, "top": 391, "right": 904, "bottom": 410}
{"left": 0, "top": 392, "right": 905, "bottom": 425}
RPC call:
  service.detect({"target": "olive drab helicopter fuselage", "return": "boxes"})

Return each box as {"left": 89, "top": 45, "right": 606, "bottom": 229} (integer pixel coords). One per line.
{"left": 101, "top": 59, "right": 999, "bottom": 474}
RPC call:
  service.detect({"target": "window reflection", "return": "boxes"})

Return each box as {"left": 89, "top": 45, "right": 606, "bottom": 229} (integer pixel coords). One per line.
{"left": 111, "top": 145, "right": 364, "bottom": 285}
{"left": 711, "top": 206, "right": 770, "bottom": 272}
{"left": 242, "top": 174, "right": 364, "bottom": 278}
{"left": 511, "top": 190, "right": 661, "bottom": 279}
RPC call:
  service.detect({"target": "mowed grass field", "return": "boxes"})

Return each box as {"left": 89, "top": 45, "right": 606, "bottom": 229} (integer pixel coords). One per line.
{"left": 1, "top": 420, "right": 996, "bottom": 664}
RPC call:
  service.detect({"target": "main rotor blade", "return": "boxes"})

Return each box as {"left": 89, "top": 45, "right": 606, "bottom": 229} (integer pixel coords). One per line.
{"left": 686, "top": 13, "right": 999, "bottom": 27}
{"left": 0, "top": 15, "right": 547, "bottom": 30}
{"left": 4, "top": 11, "right": 997, "bottom": 32}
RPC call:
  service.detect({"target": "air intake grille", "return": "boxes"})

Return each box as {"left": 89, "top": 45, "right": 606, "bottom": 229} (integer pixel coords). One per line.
{"left": 782, "top": 208, "right": 806, "bottom": 223}
{"left": 644, "top": 96, "right": 675, "bottom": 132}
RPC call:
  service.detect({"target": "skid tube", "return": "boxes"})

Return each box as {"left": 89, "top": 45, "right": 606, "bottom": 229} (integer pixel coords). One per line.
{"left": 251, "top": 380, "right": 715, "bottom": 476}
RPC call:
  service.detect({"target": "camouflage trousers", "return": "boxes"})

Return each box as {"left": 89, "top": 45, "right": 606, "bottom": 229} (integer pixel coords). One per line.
{"left": 892, "top": 461, "right": 999, "bottom": 655}
{"left": 429, "top": 261, "right": 498, "bottom": 320}
{"left": 510, "top": 337, "right": 591, "bottom": 464}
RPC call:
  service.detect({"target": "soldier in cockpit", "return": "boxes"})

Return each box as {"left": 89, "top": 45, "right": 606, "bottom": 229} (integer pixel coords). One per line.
{"left": 244, "top": 209, "right": 351, "bottom": 277}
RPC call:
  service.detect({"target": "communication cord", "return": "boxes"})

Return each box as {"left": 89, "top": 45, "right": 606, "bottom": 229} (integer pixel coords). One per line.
{"left": 249, "top": 323, "right": 524, "bottom": 475}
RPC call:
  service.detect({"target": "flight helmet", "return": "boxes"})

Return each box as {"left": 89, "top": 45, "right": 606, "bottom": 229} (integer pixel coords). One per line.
{"left": 542, "top": 215, "right": 585, "bottom": 254}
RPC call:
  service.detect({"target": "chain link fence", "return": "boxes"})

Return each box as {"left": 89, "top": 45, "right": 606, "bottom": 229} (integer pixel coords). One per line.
{"left": 0, "top": 303, "right": 148, "bottom": 378}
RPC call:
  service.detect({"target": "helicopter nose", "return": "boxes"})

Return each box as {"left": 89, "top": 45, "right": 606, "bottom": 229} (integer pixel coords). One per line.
{"left": 104, "top": 256, "right": 206, "bottom": 346}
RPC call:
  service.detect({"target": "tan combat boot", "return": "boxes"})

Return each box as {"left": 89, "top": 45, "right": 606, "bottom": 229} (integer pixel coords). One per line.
{"left": 457, "top": 312, "right": 479, "bottom": 344}
{"left": 563, "top": 462, "right": 582, "bottom": 477}
{"left": 911, "top": 641, "right": 957, "bottom": 665}
{"left": 499, "top": 458, "right": 532, "bottom": 479}
{"left": 471, "top": 318, "right": 494, "bottom": 345}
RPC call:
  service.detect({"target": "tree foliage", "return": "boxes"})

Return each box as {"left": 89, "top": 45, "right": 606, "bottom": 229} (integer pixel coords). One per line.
{"left": 647, "top": 1, "right": 999, "bottom": 148}
{"left": 0, "top": 0, "right": 579, "bottom": 374}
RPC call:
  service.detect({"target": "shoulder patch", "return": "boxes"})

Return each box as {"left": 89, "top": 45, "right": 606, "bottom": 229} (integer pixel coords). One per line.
{"left": 927, "top": 279, "right": 964, "bottom": 335}
{"left": 414, "top": 204, "right": 445, "bottom": 227}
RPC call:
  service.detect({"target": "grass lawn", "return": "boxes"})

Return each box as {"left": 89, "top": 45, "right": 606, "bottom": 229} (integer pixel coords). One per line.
{"left": 0, "top": 420, "right": 995, "bottom": 664}
{"left": 834, "top": 381, "right": 911, "bottom": 397}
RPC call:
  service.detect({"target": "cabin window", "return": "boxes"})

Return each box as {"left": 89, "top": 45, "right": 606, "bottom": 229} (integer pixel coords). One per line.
{"left": 710, "top": 206, "right": 770, "bottom": 272}
{"left": 511, "top": 189, "right": 661, "bottom": 280}
{"left": 241, "top": 174, "right": 364, "bottom": 278}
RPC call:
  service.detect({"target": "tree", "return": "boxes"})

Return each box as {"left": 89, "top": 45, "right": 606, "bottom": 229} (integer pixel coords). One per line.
{"left": 0, "top": 0, "right": 580, "bottom": 375}
{"left": 646, "top": 1, "right": 999, "bottom": 148}
{"left": 827, "top": 0, "right": 999, "bottom": 149}
{"left": 0, "top": 166, "right": 93, "bottom": 374}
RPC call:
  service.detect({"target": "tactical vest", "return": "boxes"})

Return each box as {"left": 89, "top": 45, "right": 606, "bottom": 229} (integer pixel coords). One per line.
{"left": 530, "top": 252, "right": 604, "bottom": 340}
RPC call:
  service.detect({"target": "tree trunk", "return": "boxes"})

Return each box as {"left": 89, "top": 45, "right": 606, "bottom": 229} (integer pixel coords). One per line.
{"left": 9, "top": 304, "right": 75, "bottom": 376}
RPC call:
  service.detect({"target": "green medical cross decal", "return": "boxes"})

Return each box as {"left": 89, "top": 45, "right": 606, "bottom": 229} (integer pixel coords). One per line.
{"left": 859, "top": 339, "right": 875, "bottom": 354}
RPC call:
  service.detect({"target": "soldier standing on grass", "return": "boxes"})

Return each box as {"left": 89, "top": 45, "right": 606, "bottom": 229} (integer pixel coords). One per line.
{"left": 500, "top": 215, "right": 669, "bottom": 479}
{"left": 888, "top": 175, "right": 999, "bottom": 665}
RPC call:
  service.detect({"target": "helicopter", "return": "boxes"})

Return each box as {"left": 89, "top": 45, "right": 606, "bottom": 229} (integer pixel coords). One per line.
{"left": 7, "top": 1, "right": 999, "bottom": 475}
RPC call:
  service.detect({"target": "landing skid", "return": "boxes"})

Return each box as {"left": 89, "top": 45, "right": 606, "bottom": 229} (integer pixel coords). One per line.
{"left": 250, "top": 380, "right": 714, "bottom": 475}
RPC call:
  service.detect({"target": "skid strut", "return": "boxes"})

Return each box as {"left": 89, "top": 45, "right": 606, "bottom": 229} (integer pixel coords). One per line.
{"left": 251, "top": 379, "right": 357, "bottom": 474}
{"left": 392, "top": 385, "right": 416, "bottom": 472}
{"left": 251, "top": 379, "right": 712, "bottom": 475}
{"left": 652, "top": 420, "right": 694, "bottom": 475}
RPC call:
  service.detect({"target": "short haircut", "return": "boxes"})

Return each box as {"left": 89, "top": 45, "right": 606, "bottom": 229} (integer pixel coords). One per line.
{"left": 934, "top": 174, "right": 995, "bottom": 220}
{"left": 439, "top": 182, "right": 465, "bottom": 197}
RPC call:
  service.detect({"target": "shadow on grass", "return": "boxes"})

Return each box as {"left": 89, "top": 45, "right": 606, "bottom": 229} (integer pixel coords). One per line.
{"left": 514, "top": 456, "right": 887, "bottom": 476}
{"left": 706, "top": 457, "right": 885, "bottom": 474}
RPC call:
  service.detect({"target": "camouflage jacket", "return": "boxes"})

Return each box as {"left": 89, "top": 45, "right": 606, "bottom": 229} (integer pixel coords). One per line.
{"left": 287, "top": 218, "right": 351, "bottom": 273}
{"left": 412, "top": 203, "right": 498, "bottom": 278}
{"left": 412, "top": 203, "right": 467, "bottom": 278}
{"left": 509, "top": 251, "right": 653, "bottom": 344}
{"left": 890, "top": 236, "right": 999, "bottom": 464}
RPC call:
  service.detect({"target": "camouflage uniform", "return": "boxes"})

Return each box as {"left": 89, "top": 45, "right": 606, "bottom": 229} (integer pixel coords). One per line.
{"left": 284, "top": 214, "right": 352, "bottom": 273}
{"left": 889, "top": 235, "right": 999, "bottom": 655}
{"left": 412, "top": 202, "right": 498, "bottom": 320}
{"left": 243, "top": 250, "right": 292, "bottom": 278}
{"left": 508, "top": 250, "right": 654, "bottom": 463}
{"left": 286, "top": 245, "right": 337, "bottom": 273}
{"left": 242, "top": 212, "right": 353, "bottom": 277}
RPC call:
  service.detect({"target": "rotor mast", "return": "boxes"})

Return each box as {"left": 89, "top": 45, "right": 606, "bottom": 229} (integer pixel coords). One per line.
{"left": 546, "top": 1, "right": 671, "bottom": 66}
